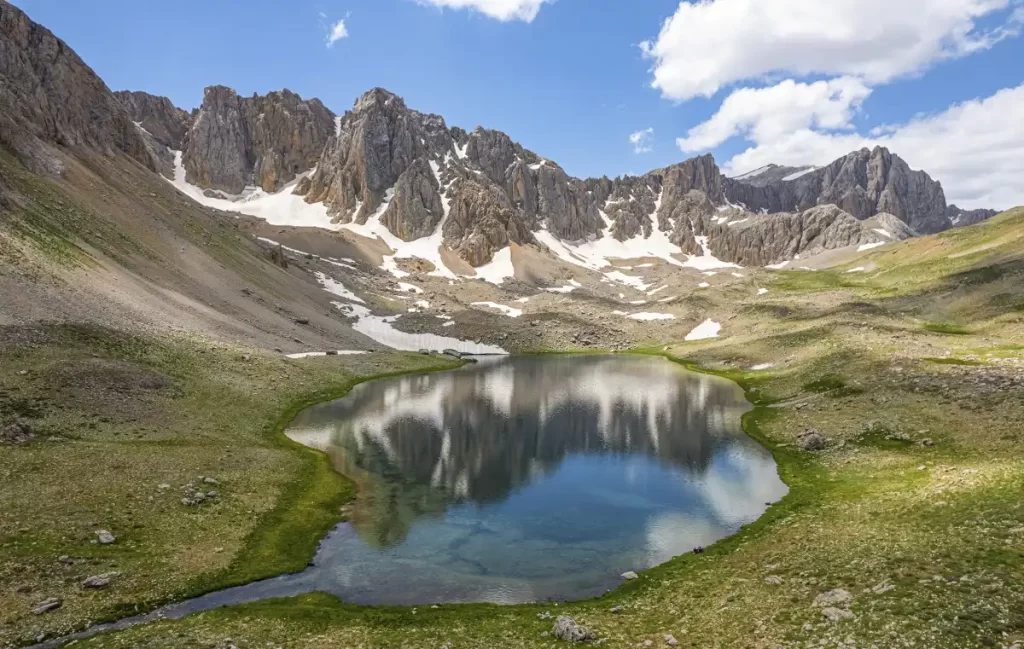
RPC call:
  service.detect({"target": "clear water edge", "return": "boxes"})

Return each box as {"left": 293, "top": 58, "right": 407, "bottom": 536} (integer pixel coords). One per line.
{"left": 29, "top": 354, "right": 787, "bottom": 649}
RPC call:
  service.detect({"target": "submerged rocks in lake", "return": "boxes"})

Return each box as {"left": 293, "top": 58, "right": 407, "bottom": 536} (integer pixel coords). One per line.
{"left": 551, "top": 616, "right": 596, "bottom": 643}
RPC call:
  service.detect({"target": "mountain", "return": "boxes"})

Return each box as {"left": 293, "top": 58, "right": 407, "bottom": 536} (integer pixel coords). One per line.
{"left": 0, "top": 0, "right": 375, "bottom": 352}
{"left": 947, "top": 204, "right": 1000, "bottom": 228}
{"left": 114, "top": 90, "right": 193, "bottom": 150}
{"left": 0, "top": 0, "right": 156, "bottom": 176}
{"left": 182, "top": 86, "right": 336, "bottom": 195}
{"left": 725, "top": 147, "right": 952, "bottom": 233}
{"left": 153, "top": 85, "right": 969, "bottom": 270}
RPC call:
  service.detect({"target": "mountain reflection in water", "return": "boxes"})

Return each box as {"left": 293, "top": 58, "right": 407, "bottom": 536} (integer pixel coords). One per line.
{"left": 276, "top": 355, "right": 787, "bottom": 606}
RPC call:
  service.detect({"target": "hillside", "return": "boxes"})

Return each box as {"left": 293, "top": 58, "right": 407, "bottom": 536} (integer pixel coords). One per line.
{"left": 1, "top": 1, "right": 1023, "bottom": 649}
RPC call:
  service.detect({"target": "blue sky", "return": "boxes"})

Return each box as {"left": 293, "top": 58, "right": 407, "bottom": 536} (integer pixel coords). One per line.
{"left": 12, "top": 0, "right": 1024, "bottom": 208}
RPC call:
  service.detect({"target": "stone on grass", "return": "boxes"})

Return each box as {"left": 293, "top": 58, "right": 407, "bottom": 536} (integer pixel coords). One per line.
{"left": 798, "top": 429, "right": 826, "bottom": 451}
{"left": 32, "top": 598, "right": 61, "bottom": 615}
{"left": 621, "top": 571, "right": 639, "bottom": 580}
{"left": 95, "top": 530, "right": 116, "bottom": 545}
{"left": 765, "top": 575, "right": 783, "bottom": 586}
{"left": 821, "top": 607, "right": 855, "bottom": 623}
{"left": 83, "top": 573, "right": 116, "bottom": 589}
{"left": 551, "top": 616, "right": 596, "bottom": 643}
{"left": 1, "top": 421, "right": 35, "bottom": 444}
{"left": 813, "top": 588, "right": 852, "bottom": 608}
{"left": 664, "top": 634, "right": 679, "bottom": 646}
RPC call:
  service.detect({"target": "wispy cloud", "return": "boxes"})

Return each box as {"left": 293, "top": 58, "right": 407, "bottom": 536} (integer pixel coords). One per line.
{"left": 629, "top": 127, "right": 655, "bottom": 154}
{"left": 416, "top": 0, "right": 552, "bottom": 22}
{"left": 326, "top": 18, "right": 349, "bottom": 48}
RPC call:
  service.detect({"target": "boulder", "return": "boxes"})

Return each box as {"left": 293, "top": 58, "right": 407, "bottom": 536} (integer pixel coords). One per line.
{"left": 551, "top": 616, "right": 596, "bottom": 643}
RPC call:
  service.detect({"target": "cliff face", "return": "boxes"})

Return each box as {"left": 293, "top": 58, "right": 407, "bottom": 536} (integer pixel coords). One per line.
{"left": 725, "top": 146, "right": 952, "bottom": 234}
{"left": 114, "top": 90, "right": 192, "bottom": 150}
{"left": 0, "top": 0, "right": 155, "bottom": 174}
{"left": 182, "top": 86, "right": 335, "bottom": 194}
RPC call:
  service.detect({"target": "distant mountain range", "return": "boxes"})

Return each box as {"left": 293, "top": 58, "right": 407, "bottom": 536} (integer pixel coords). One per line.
{"left": 0, "top": 0, "right": 996, "bottom": 273}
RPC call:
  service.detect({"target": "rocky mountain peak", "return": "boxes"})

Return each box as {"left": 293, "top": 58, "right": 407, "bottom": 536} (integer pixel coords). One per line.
{"left": 0, "top": 0, "right": 156, "bottom": 174}
{"left": 114, "top": 90, "right": 192, "bottom": 150}
{"left": 724, "top": 145, "right": 952, "bottom": 233}
{"left": 182, "top": 85, "right": 335, "bottom": 194}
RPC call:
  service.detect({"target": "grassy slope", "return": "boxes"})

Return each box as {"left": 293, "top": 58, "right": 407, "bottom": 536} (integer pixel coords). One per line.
{"left": 40, "top": 209, "right": 1023, "bottom": 649}
{"left": 0, "top": 325, "right": 461, "bottom": 647}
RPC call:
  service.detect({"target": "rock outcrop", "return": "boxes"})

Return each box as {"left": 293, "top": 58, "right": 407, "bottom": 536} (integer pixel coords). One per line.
{"left": 726, "top": 147, "right": 951, "bottom": 234}
{"left": 947, "top": 204, "right": 999, "bottom": 228}
{"left": 183, "top": 86, "right": 334, "bottom": 194}
{"left": 114, "top": 90, "right": 192, "bottom": 150}
{"left": 701, "top": 206, "right": 914, "bottom": 266}
{"left": 0, "top": 0, "right": 155, "bottom": 174}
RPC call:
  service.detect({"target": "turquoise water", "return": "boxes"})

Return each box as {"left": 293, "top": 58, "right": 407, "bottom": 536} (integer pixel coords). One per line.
{"left": 281, "top": 354, "right": 788, "bottom": 605}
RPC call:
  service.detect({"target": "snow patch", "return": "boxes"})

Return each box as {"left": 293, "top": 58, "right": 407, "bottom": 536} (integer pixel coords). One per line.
{"left": 314, "top": 272, "right": 365, "bottom": 304}
{"left": 628, "top": 313, "right": 675, "bottom": 321}
{"left": 286, "top": 350, "right": 368, "bottom": 359}
{"left": 857, "top": 241, "right": 887, "bottom": 252}
{"left": 472, "top": 246, "right": 515, "bottom": 285}
{"left": 846, "top": 267, "right": 866, "bottom": 273}
{"left": 396, "top": 282, "right": 424, "bottom": 294}
{"left": 765, "top": 260, "right": 791, "bottom": 270}
{"left": 750, "top": 363, "right": 775, "bottom": 371}
{"left": 781, "top": 166, "right": 817, "bottom": 182}
{"left": 334, "top": 302, "right": 506, "bottom": 354}
{"left": 169, "top": 152, "right": 338, "bottom": 231}
{"left": 758, "top": 288, "right": 769, "bottom": 295}
{"left": 471, "top": 302, "right": 523, "bottom": 318}
{"left": 698, "top": 282, "right": 711, "bottom": 288}
{"left": 685, "top": 319, "right": 721, "bottom": 341}
{"left": 872, "top": 228, "right": 892, "bottom": 239}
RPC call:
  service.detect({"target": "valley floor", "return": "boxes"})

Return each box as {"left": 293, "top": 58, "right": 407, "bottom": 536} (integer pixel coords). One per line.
{"left": 3, "top": 289, "right": 1023, "bottom": 648}
{"left": 2, "top": 152, "right": 1023, "bottom": 647}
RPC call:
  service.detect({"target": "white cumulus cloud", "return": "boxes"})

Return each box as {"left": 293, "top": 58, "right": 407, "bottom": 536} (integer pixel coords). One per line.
{"left": 325, "top": 18, "right": 349, "bottom": 47}
{"left": 417, "top": 0, "right": 552, "bottom": 22}
{"left": 718, "top": 83, "right": 1024, "bottom": 210}
{"left": 677, "top": 77, "right": 871, "bottom": 152}
{"left": 630, "top": 127, "right": 655, "bottom": 154}
{"left": 641, "top": 0, "right": 1021, "bottom": 101}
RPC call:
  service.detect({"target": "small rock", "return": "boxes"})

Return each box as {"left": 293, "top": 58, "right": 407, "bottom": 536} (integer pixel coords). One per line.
{"left": 871, "top": 582, "right": 895, "bottom": 595}
{"left": 1, "top": 421, "right": 35, "bottom": 444}
{"left": 813, "top": 588, "right": 852, "bottom": 608}
{"left": 32, "top": 598, "right": 61, "bottom": 615}
{"left": 203, "top": 477, "right": 220, "bottom": 485}
{"left": 293, "top": 318, "right": 310, "bottom": 325}
{"left": 798, "top": 430, "right": 826, "bottom": 451}
{"left": 58, "top": 555, "right": 73, "bottom": 565}
{"left": 537, "top": 611, "right": 553, "bottom": 620}
{"left": 921, "top": 439, "right": 935, "bottom": 447}
{"left": 609, "top": 605, "right": 623, "bottom": 614}
{"left": 621, "top": 571, "right": 639, "bottom": 580}
{"left": 207, "top": 491, "right": 217, "bottom": 498}
{"left": 82, "top": 573, "right": 115, "bottom": 589}
{"left": 664, "top": 634, "right": 679, "bottom": 647}
{"left": 764, "top": 576, "right": 783, "bottom": 586}
{"left": 821, "top": 607, "right": 855, "bottom": 623}
{"left": 158, "top": 484, "right": 171, "bottom": 490}
{"left": 95, "top": 530, "right": 116, "bottom": 545}
{"left": 551, "top": 616, "right": 596, "bottom": 643}
{"left": 18, "top": 370, "right": 29, "bottom": 376}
